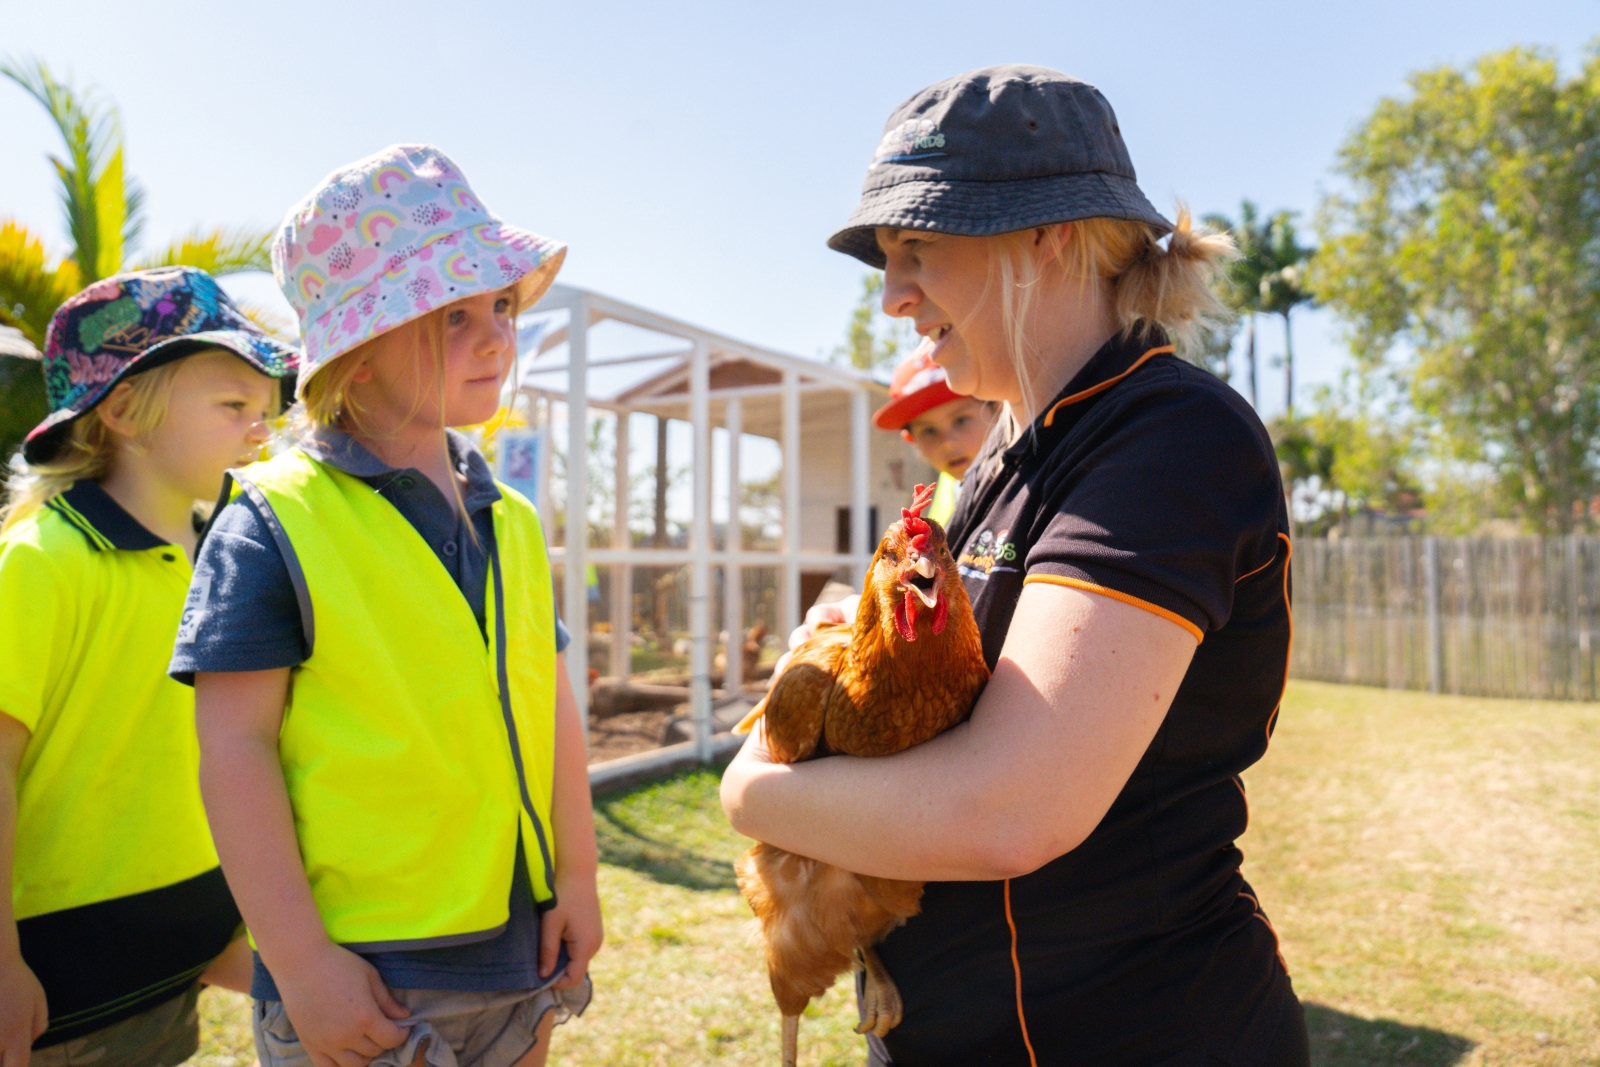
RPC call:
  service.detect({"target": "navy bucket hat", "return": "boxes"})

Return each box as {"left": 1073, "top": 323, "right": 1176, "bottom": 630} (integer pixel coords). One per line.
{"left": 829, "top": 65, "right": 1172, "bottom": 268}
{"left": 24, "top": 266, "right": 298, "bottom": 464}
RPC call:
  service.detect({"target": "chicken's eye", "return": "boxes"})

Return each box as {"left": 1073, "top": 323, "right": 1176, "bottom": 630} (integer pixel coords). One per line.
{"left": 882, "top": 550, "right": 899, "bottom": 564}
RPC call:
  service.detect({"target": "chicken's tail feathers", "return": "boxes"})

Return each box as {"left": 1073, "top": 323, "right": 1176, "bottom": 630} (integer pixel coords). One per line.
{"left": 733, "top": 696, "right": 768, "bottom": 735}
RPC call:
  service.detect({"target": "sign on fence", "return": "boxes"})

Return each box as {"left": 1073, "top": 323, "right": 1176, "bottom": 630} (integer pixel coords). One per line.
{"left": 1291, "top": 536, "right": 1599, "bottom": 701}
{"left": 497, "top": 428, "right": 544, "bottom": 507}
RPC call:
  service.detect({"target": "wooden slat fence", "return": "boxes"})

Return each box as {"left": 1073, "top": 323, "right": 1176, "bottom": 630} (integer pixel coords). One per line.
{"left": 1291, "top": 536, "right": 1600, "bottom": 700}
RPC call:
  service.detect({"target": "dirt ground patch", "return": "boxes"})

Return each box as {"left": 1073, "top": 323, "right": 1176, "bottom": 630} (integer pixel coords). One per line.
{"left": 586, "top": 708, "right": 678, "bottom": 763}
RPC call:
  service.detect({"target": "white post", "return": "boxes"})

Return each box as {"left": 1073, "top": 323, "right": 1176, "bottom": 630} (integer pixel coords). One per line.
{"left": 565, "top": 297, "right": 590, "bottom": 731}
{"left": 723, "top": 397, "right": 743, "bottom": 694}
{"left": 612, "top": 410, "right": 632, "bottom": 682}
{"left": 850, "top": 388, "right": 870, "bottom": 588}
{"left": 781, "top": 369, "right": 801, "bottom": 639}
{"left": 690, "top": 339, "right": 713, "bottom": 762}
{"left": 535, "top": 394, "right": 553, "bottom": 528}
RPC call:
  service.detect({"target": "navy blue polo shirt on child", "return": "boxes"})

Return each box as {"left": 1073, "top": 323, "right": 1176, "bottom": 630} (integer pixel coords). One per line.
{"left": 866, "top": 329, "right": 1298, "bottom": 1067}
{"left": 169, "top": 427, "right": 570, "bottom": 1000}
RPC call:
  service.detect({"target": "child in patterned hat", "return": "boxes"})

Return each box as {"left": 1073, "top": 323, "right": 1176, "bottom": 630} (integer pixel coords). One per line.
{"left": 0, "top": 266, "right": 297, "bottom": 1067}
{"left": 175, "top": 145, "right": 599, "bottom": 1067}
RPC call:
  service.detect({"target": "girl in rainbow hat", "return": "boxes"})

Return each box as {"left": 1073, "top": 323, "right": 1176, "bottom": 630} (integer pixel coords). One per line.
{"left": 174, "top": 145, "right": 600, "bottom": 1067}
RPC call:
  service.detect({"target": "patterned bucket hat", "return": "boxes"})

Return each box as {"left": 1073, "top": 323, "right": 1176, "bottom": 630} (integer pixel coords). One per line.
{"left": 24, "top": 266, "right": 298, "bottom": 464}
{"left": 273, "top": 144, "right": 566, "bottom": 393}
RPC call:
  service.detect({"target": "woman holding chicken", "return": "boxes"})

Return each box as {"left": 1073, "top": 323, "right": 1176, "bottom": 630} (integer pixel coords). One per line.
{"left": 722, "top": 66, "right": 1307, "bottom": 1067}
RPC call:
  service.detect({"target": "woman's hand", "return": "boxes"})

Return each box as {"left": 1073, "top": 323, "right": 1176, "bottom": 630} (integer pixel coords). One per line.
{"left": 771, "top": 595, "right": 860, "bottom": 680}
{"left": 0, "top": 951, "right": 46, "bottom": 1067}
{"left": 273, "top": 942, "right": 409, "bottom": 1067}
{"left": 539, "top": 876, "right": 603, "bottom": 991}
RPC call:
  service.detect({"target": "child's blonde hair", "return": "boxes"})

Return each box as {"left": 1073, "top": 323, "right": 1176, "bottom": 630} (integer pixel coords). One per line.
{"left": 1, "top": 362, "right": 186, "bottom": 534}
{"left": 298, "top": 310, "right": 452, "bottom": 435}
{"left": 985, "top": 207, "right": 1236, "bottom": 440}
{"left": 297, "top": 291, "right": 520, "bottom": 435}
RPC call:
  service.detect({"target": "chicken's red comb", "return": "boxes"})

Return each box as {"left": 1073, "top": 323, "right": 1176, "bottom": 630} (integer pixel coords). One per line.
{"left": 902, "top": 483, "right": 936, "bottom": 553}
{"left": 903, "top": 483, "right": 936, "bottom": 521}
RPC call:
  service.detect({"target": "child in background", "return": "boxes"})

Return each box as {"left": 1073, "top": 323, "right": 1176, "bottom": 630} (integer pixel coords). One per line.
{"left": 874, "top": 338, "right": 999, "bottom": 525}
{"left": 777, "top": 340, "right": 1000, "bottom": 663}
{"left": 0, "top": 267, "right": 296, "bottom": 1067}
{"left": 174, "top": 145, "right": 601, "bottom": 1067}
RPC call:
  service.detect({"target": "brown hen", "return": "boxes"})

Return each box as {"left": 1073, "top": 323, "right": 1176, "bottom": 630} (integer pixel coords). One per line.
{"left": 733, "top": 484, "right": 989, "bottom": 1066}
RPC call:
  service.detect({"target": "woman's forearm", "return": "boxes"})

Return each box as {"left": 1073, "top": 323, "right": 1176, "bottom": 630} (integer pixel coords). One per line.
{"left": 725, "top": 712, "right": 1024, "bottom": 881}
{"left": 195, "top": 671, "right": 332, "bottom": 975}
{"left": 723, "top": 584, "right": 1197, "bottom": 881}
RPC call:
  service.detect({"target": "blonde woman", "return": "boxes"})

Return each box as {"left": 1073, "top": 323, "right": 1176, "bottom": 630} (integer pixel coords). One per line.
{"left": 722, "top": 67, "right": 1306, "bottom": 1067}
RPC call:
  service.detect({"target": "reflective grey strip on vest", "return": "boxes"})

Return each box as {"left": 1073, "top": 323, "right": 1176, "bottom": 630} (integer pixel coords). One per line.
{"left": 489, "top": 523, "right": 560, "bottom": 911}
{"left": 227, "top": 471, "right": 315, "bottom": 658}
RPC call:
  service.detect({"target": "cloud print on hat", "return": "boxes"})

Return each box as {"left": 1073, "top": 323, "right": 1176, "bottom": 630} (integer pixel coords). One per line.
{"left": 273, "top": 144, "right": 566, "bottom": 393}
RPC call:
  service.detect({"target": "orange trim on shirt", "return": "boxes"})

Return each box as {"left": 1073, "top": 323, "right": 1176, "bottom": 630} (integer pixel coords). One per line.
{"left": 1235, "top": 552, "right": 1277, "bottom": 584}
{"left": 1023, "top": 573, "right": 1204, "bottom": 645}
{"left": 1041, "top": 345, "right": 1175, "bottom": 427}
{"left": 1003, "top": 879, "right": 1039, "bottom": 1067}
{"left": 1266, "top": 533, "right": 1293, "bottom": 747}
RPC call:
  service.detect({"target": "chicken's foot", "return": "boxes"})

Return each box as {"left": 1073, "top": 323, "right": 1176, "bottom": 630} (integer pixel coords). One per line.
{"left": 781, "top": 1014, "right": 799, "bottom": 1067}
{"left": 854, "top": 946, "right": 903, "bottom": 1037}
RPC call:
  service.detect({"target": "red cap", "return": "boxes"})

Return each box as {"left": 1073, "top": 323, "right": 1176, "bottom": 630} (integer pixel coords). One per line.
{"left": 873, "top": 339, "right": 964, "bottom": 431}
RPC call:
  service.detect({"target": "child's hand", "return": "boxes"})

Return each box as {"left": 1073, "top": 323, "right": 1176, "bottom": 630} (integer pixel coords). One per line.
{"left": 0, "top": 952, "right": 47, "bottom": 1067}
{"left": 275, "top": 943, "right": 409, "bottom": 1067}
{"left": 539, "top": 878, "right": 604, "bottom": 991}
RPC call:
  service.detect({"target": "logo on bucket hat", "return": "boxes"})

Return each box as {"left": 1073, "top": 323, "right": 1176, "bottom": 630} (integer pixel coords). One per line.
{"left": 273, "top": 145, "right": 566, "bottom": 393}
{"left": 873, "top": 119, "right": 948, "bottom": 166}
{"left": 23, "top": 266, "right": 298, "bottom": 464}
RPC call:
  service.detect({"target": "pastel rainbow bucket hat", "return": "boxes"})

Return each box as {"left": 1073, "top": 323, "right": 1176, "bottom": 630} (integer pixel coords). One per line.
{"left": 272, "top": 144, "right": 566, "bottom": 392}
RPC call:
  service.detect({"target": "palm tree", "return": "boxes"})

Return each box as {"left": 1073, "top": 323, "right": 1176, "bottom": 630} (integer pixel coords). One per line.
{"left": 1257, "top": 213, "right": 1315, "bottom": 415}
{"left": 1203, "top": 202, "right": 1316, "bottom": 413}
{"left": 0, "top": 56, "right": 279, "bottom": 456}
{"left": 1204, "top": 201, "right": 1272, "bottom": 408}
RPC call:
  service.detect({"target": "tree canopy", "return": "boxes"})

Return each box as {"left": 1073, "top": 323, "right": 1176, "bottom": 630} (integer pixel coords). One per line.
{"left": 832, "top": 272, "right": 908, "bottom": 375}
{"left": 0, "top": 56, "right": 280, "bottom": 459}
{"left": 1311, "top": 44, "right": 1600, "bottom": 533}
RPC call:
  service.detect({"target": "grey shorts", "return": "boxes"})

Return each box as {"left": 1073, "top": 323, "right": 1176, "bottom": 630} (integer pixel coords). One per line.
{"left": 31, "top": 983, "right": 201, "bottom": 1067}
{"left": 252, "top": 980, "right": 592, "bottom": 1067}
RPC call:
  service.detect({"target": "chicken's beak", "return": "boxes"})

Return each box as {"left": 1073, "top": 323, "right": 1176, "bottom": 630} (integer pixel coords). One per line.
{"left": 895, "top": 556, "right": 947, "bottom": 641}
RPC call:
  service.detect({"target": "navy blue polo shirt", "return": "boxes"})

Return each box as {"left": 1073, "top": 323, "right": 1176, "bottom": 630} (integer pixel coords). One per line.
{"left": 868, "top": 329, "right": 1298, "bottom": 1067}
{"left": 170, "top": 426, "right": 570, "bottom": 999}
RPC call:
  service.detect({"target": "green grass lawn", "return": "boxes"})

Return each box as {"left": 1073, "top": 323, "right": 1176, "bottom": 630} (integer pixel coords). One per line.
{"left": 196, "top": 681, "right": 1600, "bottom": 1065}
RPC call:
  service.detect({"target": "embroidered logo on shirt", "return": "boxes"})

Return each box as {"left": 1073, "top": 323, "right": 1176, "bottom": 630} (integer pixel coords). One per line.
{"left": 958, "top": 528, "right": 1016, "bottom": 581}
{"left": 871, "top": 119, "right": 949, "bottom": 166}
{"left": 175, "top": 573, "right": 211, "bottom": 645}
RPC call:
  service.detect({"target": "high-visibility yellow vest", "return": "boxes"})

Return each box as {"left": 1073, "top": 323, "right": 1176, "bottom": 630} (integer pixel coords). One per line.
{"left": 235, "top": 448, "right": 558, "bottom": 951}
{"left": 928, "top": 471, "right": 960, "bottom": 527}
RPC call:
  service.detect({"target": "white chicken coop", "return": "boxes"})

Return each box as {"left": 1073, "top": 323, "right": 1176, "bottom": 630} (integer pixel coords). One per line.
{"left": 515, "top": 284, "right": 932, "bottom": 766}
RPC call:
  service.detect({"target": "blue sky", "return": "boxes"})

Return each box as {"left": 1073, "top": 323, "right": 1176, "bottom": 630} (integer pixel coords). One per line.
{"left": 2, "top": 0, "right": 1595, "bottom": 420}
